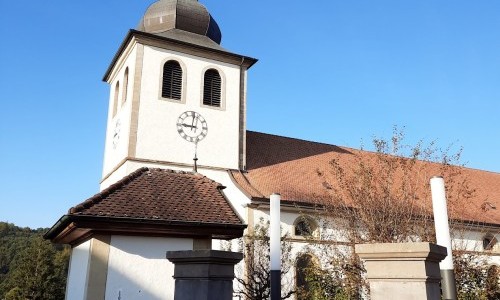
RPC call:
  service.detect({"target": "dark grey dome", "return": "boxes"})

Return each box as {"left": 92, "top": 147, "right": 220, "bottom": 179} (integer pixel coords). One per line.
{"left": 138, "top": 0, "right": 222, "bottom": 44}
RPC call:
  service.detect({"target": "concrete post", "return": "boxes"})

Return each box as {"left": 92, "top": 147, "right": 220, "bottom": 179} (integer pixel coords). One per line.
{"left": 430, "top": 176, "right": 458, "bottom": 300}
{"left": 166, "top": 250, "right": 243, "bottom": 300}
{"left": 355, "top": 242, "right": 447, "bottom": 300}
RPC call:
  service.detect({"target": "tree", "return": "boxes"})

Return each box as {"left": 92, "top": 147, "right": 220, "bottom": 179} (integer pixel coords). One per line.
{"left": 485, "top": 265, "right": 500, "bottom": 300}
{"left": 4, "top": 287, "right": 23, "bottom": 300}
{"left": 294, "top": 251, "right": 362, "bottom": 300}
{"left": 2, "top": 236, "right": 68, "bottom": 300}
{"left": 304, "top": 127, "right": 491, "bottom": 299}
{"left": 1, "top": 223, "right": 45, "bottom": 296}
{"left": 453, "top": 250, "right": 488, "bottom": 300}
{"left": 233, "top": 218, "right": 295, "bottom": 300}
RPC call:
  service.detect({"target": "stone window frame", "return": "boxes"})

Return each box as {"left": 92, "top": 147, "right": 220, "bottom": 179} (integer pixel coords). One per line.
{"left": 112, "top": 81, "right": 120, "bottom": 117}
{"left": 295, "top": 253, "right": 320, "bottom": 297}
{"left": 483, "top": 233, "right": 498, "bottom": 251}
{"left": 158, "top": 58, "right": 187, "bottom": 104}
{"left": 293, "top": 216, "right": 319, "bottom": 238}
{"left": 121, "top": 67, "right": 129, "bottom": 106}
{"left": 200, "top": 66, "right": 226, "bottom": 111}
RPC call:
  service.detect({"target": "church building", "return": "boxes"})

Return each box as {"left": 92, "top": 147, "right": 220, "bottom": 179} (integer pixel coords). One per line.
{"left": 45, "top": 1, "right": 500, "bottom": 299}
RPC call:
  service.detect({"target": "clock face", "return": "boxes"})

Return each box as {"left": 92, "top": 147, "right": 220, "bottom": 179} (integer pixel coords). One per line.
{"left": 113, "top": 119, "right": 121, "bottom": 149}
{"left": 176, "top": 111, "right": 208, "bottom": 143}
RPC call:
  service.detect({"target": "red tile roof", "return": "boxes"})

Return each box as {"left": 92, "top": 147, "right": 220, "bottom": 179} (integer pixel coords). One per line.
{"left": 70, "top": 168, "right": 242, "bottom": 224}
{"left": 46, "top": 168, "right": 245, "bottom": 244}
{"left": 231, "top": 131, "right": 500, "bottom": 226}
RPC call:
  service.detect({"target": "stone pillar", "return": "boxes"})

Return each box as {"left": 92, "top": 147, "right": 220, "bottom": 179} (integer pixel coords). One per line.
{"left": 355, "top": 242, "right": 447, "bottom": 300}
{"left": 166, "top": 250, "right": 243, "bottom": 300}
{"left": 86, "top": 235, "right": 111, "bottom": 300}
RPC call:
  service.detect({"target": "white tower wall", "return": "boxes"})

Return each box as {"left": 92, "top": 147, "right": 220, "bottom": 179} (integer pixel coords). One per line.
{"left": 102, "top": 43, "right": 139, "bottom": 179}
{"left": 100, "top": 38, "right": 249, "bottom": 191}
{"left": 135, "top": 45, "right": 242, "bottom": 170}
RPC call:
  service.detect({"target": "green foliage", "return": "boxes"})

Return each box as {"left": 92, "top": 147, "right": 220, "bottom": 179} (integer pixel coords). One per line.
{"left": 4, "top": 287, "right": 22, "bottom": 300}
{"left": 296, "top": 250, "right": 365, "bottom": 300}
{"left": 453, "top": 252, "right": 500, "bottom": 300}
{"left": 297, "top": 264, "right": 347, "bottom": 300}
{"left": 485, "top": 265, "right": 500, "bottom": 300}
{"left": 0, "top": 222, "right": 69, "bottom": 300}
{"left": 453, "top": 251, "right": 488, "bottom": 300}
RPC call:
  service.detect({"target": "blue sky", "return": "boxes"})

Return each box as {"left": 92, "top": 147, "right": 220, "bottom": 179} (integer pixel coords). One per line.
{"left": 1, "top": 1, "right": 499, "bottom": 229}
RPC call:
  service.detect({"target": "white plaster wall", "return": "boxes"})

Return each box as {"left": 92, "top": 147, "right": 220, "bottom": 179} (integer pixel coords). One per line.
{"left": 66, "top": 240, "right": 91, "bottom": 300}
{"left": 100, "top": 159, "right": 157, "bottom": 191}
{"left": 487, "top": 255, "right": 500, "bottom": 266}
{"left": 102, "top": 44, "right": 138, "bottom": 178}
{"left": 105, "top": 236, "right": 193, "bottom": 300}
{"left": 100, "top": 161, "right": 129, "bottom": 191}
{"left": 252, "top": 208, "right": 301, "bottom": 237}
{"left": 135, "top": 45, "right": 242, "bottom": 170}
{"left": 452, "top": 230, "right": 484, "bottom": 251}
{"left": 198, "top": 169, "right": 251, "bottom": 221}
{"left": 451, "top": 229, "right": 500, "bottom": 265}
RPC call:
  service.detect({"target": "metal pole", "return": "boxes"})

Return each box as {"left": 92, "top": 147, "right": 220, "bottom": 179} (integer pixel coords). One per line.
{"left": 270, "top": 193, "right": 281, "bottom": 300}
{"left": 430, "top": 176, "right": 457, "bottom": 300}
{"left": 193, "top": 142, "right": 198, "bottom": 172}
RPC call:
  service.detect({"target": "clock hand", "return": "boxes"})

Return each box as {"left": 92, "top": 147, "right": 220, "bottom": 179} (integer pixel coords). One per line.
{"left": 193, "top": 117, "right": 199, "bottom": 132}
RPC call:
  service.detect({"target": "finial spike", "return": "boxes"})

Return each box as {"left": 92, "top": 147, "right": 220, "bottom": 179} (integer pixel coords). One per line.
{"left": 193, "top": 157, "right": 198, "bottom": 172}
{"left": 193, "top": 142, "right": 198, "bottom": 172}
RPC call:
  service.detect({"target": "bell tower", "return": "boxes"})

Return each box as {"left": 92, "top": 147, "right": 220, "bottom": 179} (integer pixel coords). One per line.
{"left": 100, "top": 0, "right": 257, "bottom": 189}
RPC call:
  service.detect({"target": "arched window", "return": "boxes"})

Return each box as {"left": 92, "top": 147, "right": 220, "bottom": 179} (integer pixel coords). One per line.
{"left": 162, "top": 60, "right": 182, "bottom": 100}
{"left": 122, "top": 67, "right": 129, "bottom": 106}
{"left": 112, "top": 81, "right": 120, "bottom": 117}
{"left": 486, "top": 265, "right": 499, "bottom": 292}
{"left": 203, "top": 68, "right": 221, "bottom": 107}
{"left": 294, "top": 216, "right": 318, "bottom": 237}
{"left": 296, "top": 254, "right": 316, "bottom": 299}
{"left": 483, "top": 234, "right": 497, "bottom": 251}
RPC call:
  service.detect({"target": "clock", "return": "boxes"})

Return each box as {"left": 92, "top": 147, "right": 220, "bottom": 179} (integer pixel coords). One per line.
{"left": 113, "top": 119, "right": 121, "bottom": 149}
{"left": 176, "top": 111, "right": 208, "bottom": 143}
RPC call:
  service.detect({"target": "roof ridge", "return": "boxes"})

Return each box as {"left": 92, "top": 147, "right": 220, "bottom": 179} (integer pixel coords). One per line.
{"left": 246, "top": 130, "right": 349, "bottom": 150}
{"left": 69, "top": 167, "right": 228, "bottom": 214}
{"left": 231, "top": 170, "right": 265, "bottom": 198}
{"left": 246, "top": 130, "right": 500, "bottom": 175}
{"left": 148, "top": 167, "right": 224, "bottom": 188}
{"left": 148, "top": 167, "right": 196, "bottom": 175}
{"left": 69, "top": 167, "right": 149, "bottom": 214}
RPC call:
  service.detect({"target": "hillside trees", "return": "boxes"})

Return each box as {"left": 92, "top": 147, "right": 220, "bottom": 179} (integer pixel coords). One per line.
{"left": 0, "top": 222, "right": 69, "bottom": 300}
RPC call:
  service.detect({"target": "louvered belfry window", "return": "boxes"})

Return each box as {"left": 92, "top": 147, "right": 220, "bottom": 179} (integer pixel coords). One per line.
{"left": 113, "top": 81, "right": 120, "bottom": 117}
{"left": 162, "top": 61, "right": 182, "bottom": 100}
{"left": 203, "top": 69, "right": 221, "bottom": 107}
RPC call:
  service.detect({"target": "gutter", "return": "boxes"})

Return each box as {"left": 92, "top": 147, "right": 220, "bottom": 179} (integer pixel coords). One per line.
{"left": 44, "top": 214, "right": 247, "bottom": 241}
{"left": 103, "top": 29, "right": 258, "bottom": 82}
{"left": 43, "top": 215, "right": 71, "bottom": 240}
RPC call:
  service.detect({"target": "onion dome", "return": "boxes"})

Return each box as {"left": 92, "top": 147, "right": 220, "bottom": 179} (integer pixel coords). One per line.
{"left": 138, "top": 0, "right": 222, "bottom": 44}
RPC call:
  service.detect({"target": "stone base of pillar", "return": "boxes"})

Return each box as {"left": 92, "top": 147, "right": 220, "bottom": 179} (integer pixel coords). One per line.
{"left": 166, "top": 250, "right": 243, "bottom": 300}
{"left": 355, "top": 242, "right": 447, "bottom": 300}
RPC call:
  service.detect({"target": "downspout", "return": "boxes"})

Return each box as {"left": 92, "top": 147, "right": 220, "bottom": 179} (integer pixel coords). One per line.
{"left": 238, "top": 57, "right": 246, "bottom": 170}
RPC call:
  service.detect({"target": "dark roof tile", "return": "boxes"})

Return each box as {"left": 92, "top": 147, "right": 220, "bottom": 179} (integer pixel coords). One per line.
{"left": 69, "top": 167, "right": 242, "bottom": 225}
